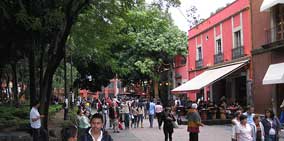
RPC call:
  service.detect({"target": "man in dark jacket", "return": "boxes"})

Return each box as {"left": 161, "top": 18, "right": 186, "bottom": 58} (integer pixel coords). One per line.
{"left": 80, "top": 113, "right": 113, "bottom": 141}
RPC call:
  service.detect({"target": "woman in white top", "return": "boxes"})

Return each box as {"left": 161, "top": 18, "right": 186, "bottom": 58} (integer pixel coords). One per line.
{"left": 137, "top": 104, "right": 145, "bottom": 128}
{"left": 236, "top": 114, "right": 253, "bottom": 141}
{"left": 232, "top": 111, "right": 241, "bottom": 141}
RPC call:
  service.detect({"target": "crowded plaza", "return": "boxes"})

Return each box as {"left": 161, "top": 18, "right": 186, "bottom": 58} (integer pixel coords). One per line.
{"left": 1, "top": 0, "right": 284, "bottom": 141}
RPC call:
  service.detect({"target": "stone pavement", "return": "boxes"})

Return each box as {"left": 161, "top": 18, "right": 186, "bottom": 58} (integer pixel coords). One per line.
{"left": 109, "top": 118, "right": 232, "bottom": 141}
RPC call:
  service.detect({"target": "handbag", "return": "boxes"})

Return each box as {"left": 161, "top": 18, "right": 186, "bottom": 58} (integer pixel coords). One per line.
{"left": 172, "top": 121, "right": 179, "bottom": 128}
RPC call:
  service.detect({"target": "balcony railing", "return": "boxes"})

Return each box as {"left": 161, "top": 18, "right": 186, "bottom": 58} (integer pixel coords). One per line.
{"left": 214, "top": 53, "right": 224, "bottom": 64}
{"left": 232, "top": 46, "right": 244, "bottom": 60}
{"left": 264, "top": 26, "right": 284, "bottom": 45}
{"left": 195, "top": 59, "right": 203, "bottom": 69}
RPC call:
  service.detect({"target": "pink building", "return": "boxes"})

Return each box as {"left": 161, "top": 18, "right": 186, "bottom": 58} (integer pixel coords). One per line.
{"left": 173, "top": 0, "right": 253, "bottom": 106}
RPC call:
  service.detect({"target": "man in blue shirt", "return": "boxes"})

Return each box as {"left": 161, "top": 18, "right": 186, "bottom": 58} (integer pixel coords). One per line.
{"left": 243, "top": 106, "right": 255, "bottom": 125}
{"left": 148, "top": 99, "right": 156, "bottom": 128}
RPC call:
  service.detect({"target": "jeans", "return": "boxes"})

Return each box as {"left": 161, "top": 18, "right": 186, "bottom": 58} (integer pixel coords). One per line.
{"left": 137, "top": 114, "right": 144, "bottom": 127}
{"left": 103, "top": 113, "right": 107, "bottom": 129}
{"left": 124, "top": 113, "right": 130, "bottom": 128}
{"left": 149, "top": 114, "right": 154, "bottom": 128}
{"left": 265, "top": 135, "right": 276, "bottom": 141}
{"left": 131, "top": 115, "right": 138, "bottom": 128}
{"left": 156, "top": 112, "right": 162, "bottom": 128}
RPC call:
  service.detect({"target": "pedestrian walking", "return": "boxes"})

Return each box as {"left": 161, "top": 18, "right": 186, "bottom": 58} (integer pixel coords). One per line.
{"left": 148, "top": 99, "right": 156, "bottom": 128}
{"left": 236, "top": 114, "right": 253, "bottom": 141}
{"left": 279, "top": 101, "right": 284, "bottom": 126}
{"left": 137, "top": 104, "right": 144, "bottom": 128}
{"left": 251, "top": 114, "right": 264, "bottom": 141}
{"left": 102, "top": 101, "right": 108, "bottom": 129}
{"left": 155, "top": 101, "right": 163, "bottom": 129}
{"left": 232, "top": 111, "right": 241, "bottom": 141}
{"left": 144, "top": 99, "right": 148, "bottom": 119}
{"left": 243, "top": 106, "right": 255, "bottom": 125}
{"left": 261, "top": 109, "right": 281, "bottom": 141}
{"left": 77, "top": 110, "right": 90, "bottom": 137}
{"left": 161, "top": 107, "right": 176, "bottom": 141}
{"left": 80, "top": 113, "right": 113, "bottom": 141}
{"left": 123, "top": 101, "right": 130, "bottom": 129}
{"left": 109, "top": 104, "right": 120, "bottom": 133}
{"left": 187, "top": 103, "right": 204, "bottom": 141}
{"left": 131, "top": 104, "right": 138, "bottom": 128}
{"left": 30, "top": 100, "right": 48, "bottom": 141}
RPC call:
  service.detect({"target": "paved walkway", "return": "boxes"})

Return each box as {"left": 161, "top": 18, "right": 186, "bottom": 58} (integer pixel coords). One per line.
{"left": 109, "top": 118, "right": 232, "bottom": 141}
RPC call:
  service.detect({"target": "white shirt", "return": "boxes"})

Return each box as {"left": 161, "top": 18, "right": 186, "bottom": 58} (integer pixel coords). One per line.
{"left": 155, "top": 105, "right": 163, "bottom": 113}
{"left": 267, "top": 118, "right": 276, "bottom": 135}
{"left": 64, "top": 98, "right": 69, "bottom": 109}
{"left": 232, "top": 118, "right": 240, "bottom": 139}
{"left": 236, "top": 123, "right": 253, "bottom": 141}
{"left": 30, "top": 107, "right": 41, "bottom": 129}
{"left": 88, "top": 128, "right": 103, "bottom": 141}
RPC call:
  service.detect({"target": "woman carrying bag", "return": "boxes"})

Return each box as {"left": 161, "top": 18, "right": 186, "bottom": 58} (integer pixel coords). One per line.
{"left": 161, "top": 107, "right": 176, "bottom": 141}
{"left": 261, "top": 109, "right": 281, "bottom": 141}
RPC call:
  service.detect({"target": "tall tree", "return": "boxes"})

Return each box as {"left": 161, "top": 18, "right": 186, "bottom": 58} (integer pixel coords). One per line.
{"left": 0, "top": 0, "right": 134, "bottom": 135}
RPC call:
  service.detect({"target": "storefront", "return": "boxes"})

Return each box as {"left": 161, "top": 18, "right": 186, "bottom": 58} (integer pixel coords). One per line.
{"left": 262, "top": 62, "right": 284, "bottom": 114}
{"left": 172, "top": 59, "right": 250, "bottom": 105}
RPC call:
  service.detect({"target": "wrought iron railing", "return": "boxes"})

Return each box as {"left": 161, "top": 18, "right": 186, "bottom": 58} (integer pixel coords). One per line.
{"left": 214, "top": 53, "right": 224, "bottom": 64}
{"left": 195, "top": 59, "right": 203, "bottom": 69}
{"left": 232, "top": 46, "right": 244, "bottom": 60}
{"left": 264, "top": 26, "right": 284, "bottom": 45}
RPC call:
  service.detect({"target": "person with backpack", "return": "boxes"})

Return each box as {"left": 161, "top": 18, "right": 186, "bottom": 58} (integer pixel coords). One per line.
{"left": 187, "top": 103, "right": 204, "bottom": 141}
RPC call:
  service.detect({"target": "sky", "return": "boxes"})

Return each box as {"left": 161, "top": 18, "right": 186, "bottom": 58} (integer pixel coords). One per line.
{"left": 146, "top": 0, "right": 236, "bottom": 32}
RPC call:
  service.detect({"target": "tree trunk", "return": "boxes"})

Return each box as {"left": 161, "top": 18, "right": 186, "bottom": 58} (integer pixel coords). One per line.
{"left": 12, "top": 63, "right": 19, "bottom": 107}
{"left": 153, "top": 80, "right": 159, "bottom": 99}
{"left": 29, "top": 40, "right": 37, "bottom": 108}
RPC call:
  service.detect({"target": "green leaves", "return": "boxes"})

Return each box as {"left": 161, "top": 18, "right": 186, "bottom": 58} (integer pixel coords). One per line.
{"left": 69, "top": 0, "right": 186, "bottom": 89}
{"left": 119, "top": 6, "right": 187, "bottom": 78}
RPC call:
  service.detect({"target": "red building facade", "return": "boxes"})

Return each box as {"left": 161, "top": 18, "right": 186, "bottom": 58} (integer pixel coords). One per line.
{"left": 251, "top": 0, "right": 284, "bottom": 114}
{"left": 173, "top": 0, "right": 252, "bottom": 106}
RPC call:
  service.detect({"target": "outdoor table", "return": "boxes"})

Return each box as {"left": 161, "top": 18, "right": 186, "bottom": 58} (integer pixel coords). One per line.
{"left": 200, "top": 109, "right": 208, "bottom": 120}
{"left": 219, "top": 108, "right": 226, "bottom": 120}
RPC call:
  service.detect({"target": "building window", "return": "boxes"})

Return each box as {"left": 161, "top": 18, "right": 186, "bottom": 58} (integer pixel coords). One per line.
{"left": 196, "top": 46, "right": 203, "bottom": 69}
{"left": 196, "top": 46, "right": 202, "bottom": 60}
{"left": 275, "top": 5, "right": 284, "bottom": 41}
{"left": 234, "top": 30, "right": 242, "bottom": 48}
{"left": 232, "top": 30, "right": 244, "bottom": 59}
{"left": 214, "top": 39, "right": 223, "bottom": 64}
{"left": 216, "top": 39, "right": 222, "bottom": 54}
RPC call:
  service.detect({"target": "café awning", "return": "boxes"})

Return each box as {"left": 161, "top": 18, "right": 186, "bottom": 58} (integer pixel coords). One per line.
{"left": 260, "top": 0, "right": 284, "bottom": 12}
{"left": 263, "top": 62, "right": 284, "bottom": 85}
{"left": 171, "top": 60, "right": 248, "bottom": 92}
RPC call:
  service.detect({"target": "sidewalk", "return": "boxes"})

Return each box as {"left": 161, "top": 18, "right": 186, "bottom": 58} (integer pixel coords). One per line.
{"left": 109, "top": 118, "right": 232, "bottom": 141}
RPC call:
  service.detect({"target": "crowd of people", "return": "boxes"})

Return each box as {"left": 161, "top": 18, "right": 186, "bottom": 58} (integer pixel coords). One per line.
{"left": 29, "top": 95, "right": 284, "bottom": 141}
{"left": 231, "top": 106, "right": 282, "bottom": 141}
{"left": 74, "top": 96, "right": 181, "bottom": 141}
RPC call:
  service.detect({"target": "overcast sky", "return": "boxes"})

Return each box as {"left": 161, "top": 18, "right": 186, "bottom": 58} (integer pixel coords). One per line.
{"left": 146, "top": 0, "right": 236, "bottom": 32}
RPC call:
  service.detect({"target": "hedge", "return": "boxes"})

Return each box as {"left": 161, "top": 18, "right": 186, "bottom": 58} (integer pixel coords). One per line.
{"left": 0, "top": 104, "right": 62, "bottom": 130}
